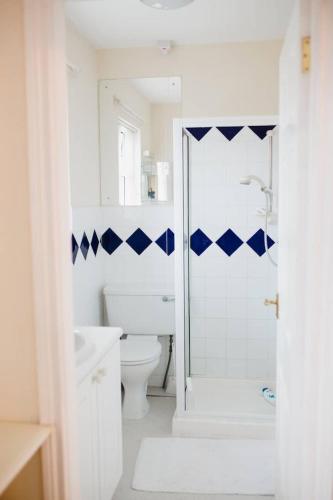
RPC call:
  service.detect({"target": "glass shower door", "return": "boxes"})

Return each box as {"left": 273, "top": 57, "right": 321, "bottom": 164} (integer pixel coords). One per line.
{"left": 183, "top": 122, "right": 278, "bottom": 417}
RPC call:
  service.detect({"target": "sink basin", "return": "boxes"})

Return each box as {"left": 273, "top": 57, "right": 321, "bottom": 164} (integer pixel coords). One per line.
{"left": 75, "top": 330, "right": 95, "bottom": 365}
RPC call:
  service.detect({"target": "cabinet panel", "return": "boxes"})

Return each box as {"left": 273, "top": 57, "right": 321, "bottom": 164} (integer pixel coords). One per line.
{"left": 97, "top": 347, "right": 123, "bottom": 500}
{"left": 77, "top": 376, "right": 99, "bottom": 500}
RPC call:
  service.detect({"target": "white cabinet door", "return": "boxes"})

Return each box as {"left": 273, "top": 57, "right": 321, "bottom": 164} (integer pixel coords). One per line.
{"left": 77, "top": 375, "right": 99, "bottom": 500}
{"left": 96, "top": 347, "right": 123, "bottom": 500}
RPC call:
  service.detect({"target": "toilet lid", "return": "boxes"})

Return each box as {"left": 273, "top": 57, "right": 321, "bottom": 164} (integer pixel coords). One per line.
{"left": 121, "top": 340, "right": 162, "bottom": 365}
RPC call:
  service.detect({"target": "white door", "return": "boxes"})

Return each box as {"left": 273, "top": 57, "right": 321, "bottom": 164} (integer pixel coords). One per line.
{"left": 96, "top": 348, "right": 123, "bottom": 500}
{"left": 277, "top": 0, "right": 333, "bottom": 498}
{"left": 77, "top": 376, "right": 99, "bottom": 500}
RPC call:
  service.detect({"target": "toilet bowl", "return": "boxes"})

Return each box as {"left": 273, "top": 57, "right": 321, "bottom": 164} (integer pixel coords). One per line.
{"left": 120, "top": 337, "right": 162, "bottom": 419}
{"left": 103, "top": 287, "right": 175, "bottom": 419}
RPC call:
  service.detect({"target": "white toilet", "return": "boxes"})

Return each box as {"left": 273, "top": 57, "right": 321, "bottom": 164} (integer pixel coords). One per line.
{"left": 103, "top": 287, "right": 175, "bottom": 419}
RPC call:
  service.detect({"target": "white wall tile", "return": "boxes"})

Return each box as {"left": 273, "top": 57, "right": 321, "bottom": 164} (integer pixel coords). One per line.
{"left": 206, "top": 339, "right": 226, "bottom": 358}
{"left": 227, "top": 339, "right": 248, "bottom": 359}
{"left": 191, "top": 338, "right": 206, "bottom": 358}
{"left": 247, "top": 359, "right": 269, "bottom": 379}
{"left": 191, "top": 358, "right": 207, "bottom": 376}
{"left": 205, "top": 358, "right": 227, "bottom": 377}
{"left": 227, "top": 359, "right": 247, "bottom": 379}
{"left": 227, "top": 277, "right": 248, "bottom": 298}
{"left": 205, "top": 318, "right": 228, "bottom": 338}
{"left": 227, "top": 319, "right": 248, "bottom": 338}
{"left": 190, "top": 317, "right": 205, "bottom": 338}
{"left": 206, "top": 297, "right": 227, "bottom": 318}
{"left": 190, "top": 276, "right": 205, "bottom": 297}
{"left": 226, "top": 298, "right": 248, "bottom": 319}
{"left": 205, "top": 276, "right": 227, "bottom": 298}
{"left": 247, "top": 339, "right": 269, "bottom": 360}
{"left": 247, "top": 277, "right": 268, "bottom": 298}
{"left": 190, "top": 298, "right": 205, "bottom": 318}
{"left": 248, "top": 319, "right": 275, "bottom": 339}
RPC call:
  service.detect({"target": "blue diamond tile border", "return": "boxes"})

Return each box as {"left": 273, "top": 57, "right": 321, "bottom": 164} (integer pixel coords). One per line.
{"left": 80, "top": 232, "right": 90, "bottom": 260}
{"left": 91, "top": 230, "right": 99, "bottom": 256}
{"left": 190, "top": 229, "right": 213, "bottom": 256}
{"left": 72, "top": 225, "right": 278, "bottom": 263}
{"left": 186, "top": 127, "right": 212, "bottom": 142}
{"left": 216, "top": 126, "right": 243, "bottom": 141}
{"left": 248, "top": 125, "right": 276, "bottom": 140}
{"left": 101, "top": 228, "right": 123, "bottom": 255}
{"left": 247, "top": 229, "right": 275, "bottom": 257}
{"left": 156, "top": 228, "right": 175, "bottom": 255}
{"left": 127, "top": 228, "right": 152, "bottom": 255}
{"left": 216, "top": 229, "right": 243, "bottom": 256}
{"left": 72, "top": 235, "right": 79, "bottom": 264}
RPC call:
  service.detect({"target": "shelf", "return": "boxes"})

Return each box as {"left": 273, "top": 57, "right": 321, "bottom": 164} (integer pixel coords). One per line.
{"left": 0, "top": 421, "right": 52, "bottom": 494}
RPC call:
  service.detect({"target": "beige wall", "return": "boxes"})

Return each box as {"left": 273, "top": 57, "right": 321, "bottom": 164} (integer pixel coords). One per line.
{"left": 98, "top": 41, "right": 282, "bottom": 117}
{"left": 68, "top": 38, "right": 281, "bottom": 207}
{"left": 0, "top": 0, "right": 42, "bottom": 498}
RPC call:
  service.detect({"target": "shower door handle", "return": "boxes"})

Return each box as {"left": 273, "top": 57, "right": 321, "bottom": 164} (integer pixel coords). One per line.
{"left": 264, "top": 293, "right": 279, "bottom": 319}
{"left": 162, "top": 296, "right": 175, "bottom": 302}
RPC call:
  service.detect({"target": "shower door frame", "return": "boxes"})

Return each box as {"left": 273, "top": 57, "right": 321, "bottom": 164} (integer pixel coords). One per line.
{"left": 173, "top": 115, "right": 278, "bottom": 417}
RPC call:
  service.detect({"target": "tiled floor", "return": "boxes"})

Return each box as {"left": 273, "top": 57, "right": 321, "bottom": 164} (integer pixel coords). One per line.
{"left": 113, "top": 393, "right": 274, "bottom": 500}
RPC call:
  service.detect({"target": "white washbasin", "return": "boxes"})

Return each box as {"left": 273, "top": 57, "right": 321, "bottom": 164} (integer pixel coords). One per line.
{"left": 75, "top": 330, "right": 95, "bottom": 365}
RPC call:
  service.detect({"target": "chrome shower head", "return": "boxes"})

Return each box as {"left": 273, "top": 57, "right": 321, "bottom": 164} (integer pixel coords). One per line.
{"left": 240, "top": 175, "right": 268, "bottom": 191}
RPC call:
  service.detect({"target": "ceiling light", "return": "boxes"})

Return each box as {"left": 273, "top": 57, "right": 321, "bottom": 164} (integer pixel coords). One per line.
{"left": 140, "top": 0, "right": 194, "bottom": 10}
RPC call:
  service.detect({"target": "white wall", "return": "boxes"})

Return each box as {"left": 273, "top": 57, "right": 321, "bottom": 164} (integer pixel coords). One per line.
{"left": 67, "top": 22, "right": 100, "bottom": 207}
{"left": 67, "top": 23, "right": 106, "bottom": 326}
{"left": 101, "top": 205, "right": 174, "bottom": 291}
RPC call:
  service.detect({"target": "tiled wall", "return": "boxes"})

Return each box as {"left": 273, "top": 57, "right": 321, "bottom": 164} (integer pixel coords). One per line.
{"left": 72, "top": 207, "right": 105, "bottom": 326}
{"left": 187, "top": 125, "right": 278, "bottom": 381}
{"left": 72, "top": 205, "right": 175, "bottom": 386}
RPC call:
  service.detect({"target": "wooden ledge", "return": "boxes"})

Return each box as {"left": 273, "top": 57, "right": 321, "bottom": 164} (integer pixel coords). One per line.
{"left": 0, "top": 421, "right": 52, "bottom": 494}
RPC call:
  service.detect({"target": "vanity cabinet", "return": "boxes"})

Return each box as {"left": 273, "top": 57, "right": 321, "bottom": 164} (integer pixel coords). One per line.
{"left": 77, "top": 343, "right": 122, "bottom": 500}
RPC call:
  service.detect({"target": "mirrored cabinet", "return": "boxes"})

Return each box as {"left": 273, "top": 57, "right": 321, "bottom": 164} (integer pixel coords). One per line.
{"left": 99, "top": 77, "right": 181, "bottom": 206}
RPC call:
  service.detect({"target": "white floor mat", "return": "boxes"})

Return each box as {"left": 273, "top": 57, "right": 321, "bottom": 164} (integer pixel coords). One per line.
{"left": 132, "top": 437, "right": 274, "bottom": 495}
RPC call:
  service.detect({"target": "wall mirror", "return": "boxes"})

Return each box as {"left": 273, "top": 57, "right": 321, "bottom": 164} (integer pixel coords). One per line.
{"left": 99, "top": 76, "right": 182, "bottom": 206}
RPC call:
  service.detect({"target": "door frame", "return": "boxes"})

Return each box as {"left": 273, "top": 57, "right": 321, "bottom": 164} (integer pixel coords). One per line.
{"left": 23, "top": 0, "right": 333, "bottom": 497}
{"left": 24, "top": 1, "right": 79, "bottom": 499}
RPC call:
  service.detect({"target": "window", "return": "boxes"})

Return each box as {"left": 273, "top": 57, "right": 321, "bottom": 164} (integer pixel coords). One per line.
{"left": 118, "top": 121, "right": 141, "bottom": 206}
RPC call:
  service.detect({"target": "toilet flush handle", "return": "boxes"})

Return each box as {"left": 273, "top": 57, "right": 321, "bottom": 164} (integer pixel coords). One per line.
{"left": 162, "top": 296, "right": 175, "bottom": 302}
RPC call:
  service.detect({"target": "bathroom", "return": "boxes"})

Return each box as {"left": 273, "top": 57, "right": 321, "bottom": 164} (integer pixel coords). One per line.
{"left": 2, "top": 0, "right": 333, "bottom": 500}
{"left": 67, "top": 0, "right": 283, "bottom": 497}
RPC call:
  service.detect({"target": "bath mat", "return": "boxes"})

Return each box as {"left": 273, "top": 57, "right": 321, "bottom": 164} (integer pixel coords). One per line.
{"left": 132, "top": 437, "right": 274, "bottom": 495}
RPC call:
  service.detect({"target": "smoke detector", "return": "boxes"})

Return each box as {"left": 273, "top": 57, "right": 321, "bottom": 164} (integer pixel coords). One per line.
{"left": 157, "top": 40, "right": 172, "bottom": 55}
{"left": 140, "top": 0, "right": 194, "bottom": 10}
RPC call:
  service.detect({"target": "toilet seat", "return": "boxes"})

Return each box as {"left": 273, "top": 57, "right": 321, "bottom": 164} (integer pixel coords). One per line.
{"left": 120, "top": 339, "right": 162, "bottom": 366}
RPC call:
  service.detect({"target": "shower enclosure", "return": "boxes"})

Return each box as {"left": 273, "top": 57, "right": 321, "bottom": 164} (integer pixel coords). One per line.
{"left": 173, "top": 117, "right": 278, "bottom": 438}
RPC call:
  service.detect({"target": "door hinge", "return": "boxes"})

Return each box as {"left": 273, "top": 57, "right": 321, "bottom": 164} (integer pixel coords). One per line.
{"left": 302, "top": 36, "right": 311, "bottom": 73}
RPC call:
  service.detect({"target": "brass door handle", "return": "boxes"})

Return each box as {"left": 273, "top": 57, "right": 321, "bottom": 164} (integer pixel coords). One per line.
{"left": 264, "top": 293, "right": 279, "bottom": 319}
